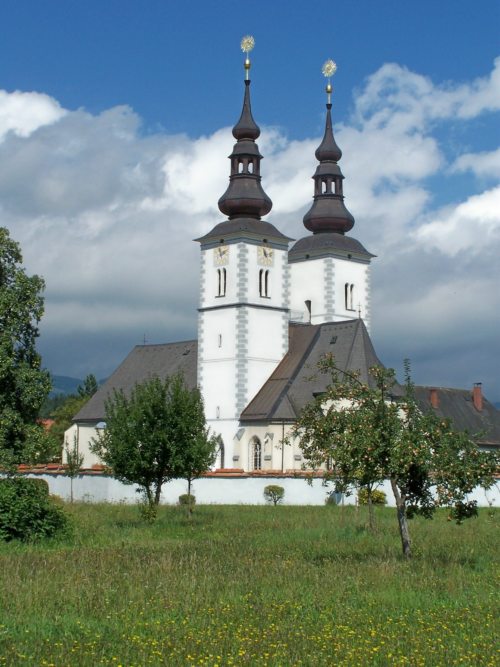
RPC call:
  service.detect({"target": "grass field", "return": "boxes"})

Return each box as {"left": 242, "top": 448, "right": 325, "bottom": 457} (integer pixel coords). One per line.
{"left": 0, "top": 503, "right": 498, "bottom": 666}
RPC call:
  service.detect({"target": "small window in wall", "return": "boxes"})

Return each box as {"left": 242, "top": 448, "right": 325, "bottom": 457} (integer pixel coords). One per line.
{"left": 251, "top": 437, "right": 262, "bottom": 470}
{"left": 345, "top": 282, "right": 355, "bottom": 310}
{"left": 259, "top": 269, "right": 270, "bottom": 297}
{"left": 218, "top": 333, "right": 222, "bottom": 348}
{"left": 217, "top": 268, "right": 227, "bottom": 297}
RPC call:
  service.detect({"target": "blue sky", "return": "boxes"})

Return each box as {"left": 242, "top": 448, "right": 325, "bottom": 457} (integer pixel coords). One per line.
{"left": 1, "top": 1, "right": 499, "bottom": 399}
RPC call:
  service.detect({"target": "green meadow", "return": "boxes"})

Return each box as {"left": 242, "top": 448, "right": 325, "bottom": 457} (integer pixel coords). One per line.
{"left": 0, "top": 503, "right": 498, "bottom": 666}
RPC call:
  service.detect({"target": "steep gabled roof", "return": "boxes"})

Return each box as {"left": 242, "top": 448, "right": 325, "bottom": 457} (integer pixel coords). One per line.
{"left": 414, "top": 386, "right": 500, "bottom": 445}
{"left": 74, "top": 340, "right": 197, "bottom": 422}
{"left": 240, "top": 319, "right": 386, "bottom": 423}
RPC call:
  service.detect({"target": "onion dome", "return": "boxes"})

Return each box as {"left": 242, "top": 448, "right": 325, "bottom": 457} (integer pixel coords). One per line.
{"left": 303, "top": 60, "right": 354, "bottom": 235}
{"left": 218, "top": 46, "right": 272, "bottom": 220}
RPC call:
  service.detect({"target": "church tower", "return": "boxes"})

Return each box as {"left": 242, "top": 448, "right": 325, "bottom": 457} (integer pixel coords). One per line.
{"left": 289, "top": 60, "right": 374, "bottom": 328}
{"left": 196, "top": 37, "right": 291, "bottom": 462}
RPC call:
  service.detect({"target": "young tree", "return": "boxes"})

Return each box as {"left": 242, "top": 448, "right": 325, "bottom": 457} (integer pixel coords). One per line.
{"left": 91, "top": 374, "right": 217, "bottom": 519}
{"left": 0, "top": 227, "right": 51, "bottom": 470}
{"left": 293, "top": 356, "right": 499, "bottom": 558}
{"left": 65, "top": 435, "right": 84, "bottom": 503}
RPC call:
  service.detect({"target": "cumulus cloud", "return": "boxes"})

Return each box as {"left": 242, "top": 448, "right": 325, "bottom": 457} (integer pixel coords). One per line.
{"left": 1, "top": 57, "right": 499, "bottom": 399}
{"left": 0, "top": 90, "right": 66, "bottom": 141}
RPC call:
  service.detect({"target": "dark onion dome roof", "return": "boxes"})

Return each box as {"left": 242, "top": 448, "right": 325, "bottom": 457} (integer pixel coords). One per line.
{"left": 288, "top": 233, "right": 374, "bottom": 262}
{"left": 302, "top": 103, "right": 354, "bottom": 235}
{"left": 195, "top": 217, "right": 292, "bottom": 246}
{"left": 218, "top": 79, "right": 273, "bottom": 220}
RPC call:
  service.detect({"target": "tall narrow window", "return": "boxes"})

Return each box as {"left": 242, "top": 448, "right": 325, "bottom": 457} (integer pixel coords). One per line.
{"left": 217, "top": 269, "right": 227, "bottom": 297}
{"left": 345, "top": 283, "right": 355, "bottom": 310}
{"left": 251, "top": 437, "right": 262, "bottom": 470}
{"left": 259, "top": 270, "right": 270, "bottom": 297}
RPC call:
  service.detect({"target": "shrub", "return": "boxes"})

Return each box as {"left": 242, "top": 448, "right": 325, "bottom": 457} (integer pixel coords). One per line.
{"left": 0, "top": 477, "right": 69, "bottom": 542}
{"left": 358, "top": 487, "right": 387, "bottom": 506}
{"left": 178, "top": 493, "right": 196, "bottom": 507}
{"left": 264, "top": 485, "right": 285, "bottom": 506}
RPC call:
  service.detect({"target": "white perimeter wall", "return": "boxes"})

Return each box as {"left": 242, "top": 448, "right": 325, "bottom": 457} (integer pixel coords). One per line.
{"left": 27, "top": 474, "right": 500, "bottom": 507}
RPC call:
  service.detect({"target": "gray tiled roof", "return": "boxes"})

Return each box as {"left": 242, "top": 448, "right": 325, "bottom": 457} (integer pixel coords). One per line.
{"left": 240, "top": 318, "right": 387, "bottom": 423}
{"left": 74, "top": 341, "right": 197, "bottom": 422}
{"left": 414, "top": 386, "right": 500, "bottom": 445}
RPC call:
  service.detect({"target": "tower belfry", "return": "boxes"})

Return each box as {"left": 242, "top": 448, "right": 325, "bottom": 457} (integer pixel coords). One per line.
{"left": 289, "top": 59, "right": 374, "bottom": 327}
{"left": 196, "top": 37, "right": 291, "bottom": 468}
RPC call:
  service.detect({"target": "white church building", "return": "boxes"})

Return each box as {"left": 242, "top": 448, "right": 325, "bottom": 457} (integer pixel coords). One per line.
{"left": 66, "top": 50, "right": 500, "bottom": 474}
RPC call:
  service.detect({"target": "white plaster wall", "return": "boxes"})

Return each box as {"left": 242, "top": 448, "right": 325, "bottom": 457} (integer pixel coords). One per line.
{"left": 27, "top": 473, "right": 500, "bottom": 507}
{"left": 201, "top": 361, "right": 237, "bottom": 420}
{"left": 335, "top": 259, "right": 370, "bottom": 329}
{"left": 63, "top": 423, "right": 102, "bottom": 468}
{"left": 290, "top": 259, "right": 325, "bottom": 322}
{"left": 246, "top": 244, "right": 287, "bottom": 308}
{"left": 290, "top": 256, "right": 371, "bottom": 328}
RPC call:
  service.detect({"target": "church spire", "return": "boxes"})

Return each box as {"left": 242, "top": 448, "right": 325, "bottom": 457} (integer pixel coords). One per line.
{"left": 303, "top": 59, "right": 354, "bottom": 235}
{"left": 218, "top": 36, "right": 272, "bottom": 220}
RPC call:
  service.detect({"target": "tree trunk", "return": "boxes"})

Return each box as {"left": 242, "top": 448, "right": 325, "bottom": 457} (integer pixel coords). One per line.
{"left": 70, "top": 477, "right": 74, "bottom": 504}
{"left": 390, "top": 479, "right": 412, "bottom": 559}
{"left": 154, "top": 482, "right": 162, "bottom": 506}
{"left": 367, "top": 489, "right": 375, "bottom": 532}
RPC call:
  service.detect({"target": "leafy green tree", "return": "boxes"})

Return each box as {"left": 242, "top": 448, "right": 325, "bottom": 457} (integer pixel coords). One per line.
{"left": 65, "top": 435, "right": 84, "bottom": 503}
{"left": 0, "top": 227, "right": 51, "bottom": 470}
{"left": 293, "top": 356, "right": 499, "bottom": 558}
{"left": 264, "top": 485, "right": 285, "bottom": 506}
{"left": 91, "top": 374, "right": 217, "bottom": 519}
{"left": 77, "top": 374, "right": 99, "bottom": 399}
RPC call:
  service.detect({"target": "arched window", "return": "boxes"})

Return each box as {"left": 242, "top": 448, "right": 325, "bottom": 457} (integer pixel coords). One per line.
{"left": 251, "top": 437, "right": 262, "bottom": 470}
{"left": 217, "top": 269, "right": 227, "bottom": 297}
{"left": 248, "top": 161, "right": 254, "bottom": 173}
{"left": 345, "top": 283, "right": 355, "bottom": 310}
{"left": 259, "top": 270, "right": 270, "bottom": 297}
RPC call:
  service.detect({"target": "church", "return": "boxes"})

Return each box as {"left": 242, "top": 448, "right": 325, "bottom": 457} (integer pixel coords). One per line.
{"left": 68, "top": 43, "right": 500, "bottom": 471}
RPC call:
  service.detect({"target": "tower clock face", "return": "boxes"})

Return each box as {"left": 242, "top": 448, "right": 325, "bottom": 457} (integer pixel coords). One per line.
{"left": 258, "top": 245, "right": 274, "bottom": 266}
{"left": 213, "top": 245, "right": 229, "bottom": 266}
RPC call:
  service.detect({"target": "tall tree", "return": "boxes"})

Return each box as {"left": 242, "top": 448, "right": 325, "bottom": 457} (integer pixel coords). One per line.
{"left": 293, "top": 356, "right": 499, "bottom": 558}
{"left": 77, "top": 374, "right": 98, "bottom": 398}
{"left": 0, "top": 228, "right": 51, "bottom": 470}
{"left": 91, "top": 374, "right": 217, "bottom": 519}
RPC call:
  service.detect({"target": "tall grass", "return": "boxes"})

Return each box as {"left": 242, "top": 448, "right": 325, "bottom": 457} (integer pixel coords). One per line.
{"left": 0, "top": 504, "right": 498, "bottom": 666}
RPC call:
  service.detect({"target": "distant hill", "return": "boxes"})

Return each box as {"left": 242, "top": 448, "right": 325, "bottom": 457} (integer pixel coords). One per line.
{"left": 50, "top": 375, "right": 83, "bottom": 397}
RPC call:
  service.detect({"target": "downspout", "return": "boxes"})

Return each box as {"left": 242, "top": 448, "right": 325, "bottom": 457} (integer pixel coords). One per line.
{"left": 281, "top": 420, "right": 285, "bottom": 473}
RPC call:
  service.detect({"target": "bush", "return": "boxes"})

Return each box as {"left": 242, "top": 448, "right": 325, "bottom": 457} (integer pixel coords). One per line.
{"left": 358, "top": 487, "right": 387, "bottom": 506}
{"left": 178, "top": 494, "right": 196, "bottom": 507}
{"left": 0, "top": 477, "right": 69, "bottom": 542}
{"left": 264, "top": 485, "right": 285, "bottom": 506}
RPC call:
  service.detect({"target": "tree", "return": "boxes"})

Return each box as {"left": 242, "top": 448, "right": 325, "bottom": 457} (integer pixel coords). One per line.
{"left": 77, "top": 374, "right": 99, "bottom": 399}
{"left": 91, "top": 374, "right": 217, "bottom": 519}
{"left": 65, "top": 435, "right": 84, "bottom": 503}
{"left": 264, "top": 485, "right": 285, "bottom": 506}
{"left": 0, "top": 227, "right": 51, "bottom": 470}
{"left": 293, "top": 356, "right": 499, "bottom": 558}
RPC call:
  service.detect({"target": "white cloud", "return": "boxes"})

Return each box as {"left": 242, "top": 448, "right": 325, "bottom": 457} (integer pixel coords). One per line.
{"left": 414, "top": 187, "right": 500, "bottom": 256}
{"left": 0, "top": 90, "right": 66, "bottom": 141}
{"left": 1, "top": 59, "right": 499, "bottom": 398}
{"left": 452, "top": 147, "right": 500, "bottom": 179}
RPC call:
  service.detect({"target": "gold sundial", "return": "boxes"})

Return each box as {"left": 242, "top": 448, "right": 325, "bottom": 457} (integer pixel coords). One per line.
{"left": 322, "top": 59, "right": 337, "bottom": 104}
{"left": 241, "top": 35, "right": 255, "bottom": 79}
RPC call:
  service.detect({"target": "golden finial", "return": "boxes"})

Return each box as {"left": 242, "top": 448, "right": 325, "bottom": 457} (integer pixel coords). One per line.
{"left": 322, "top": 59, "right": 337, "bottom": 104}
{"left": 241, "top": 35, "right": 255, "bottom": 80}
